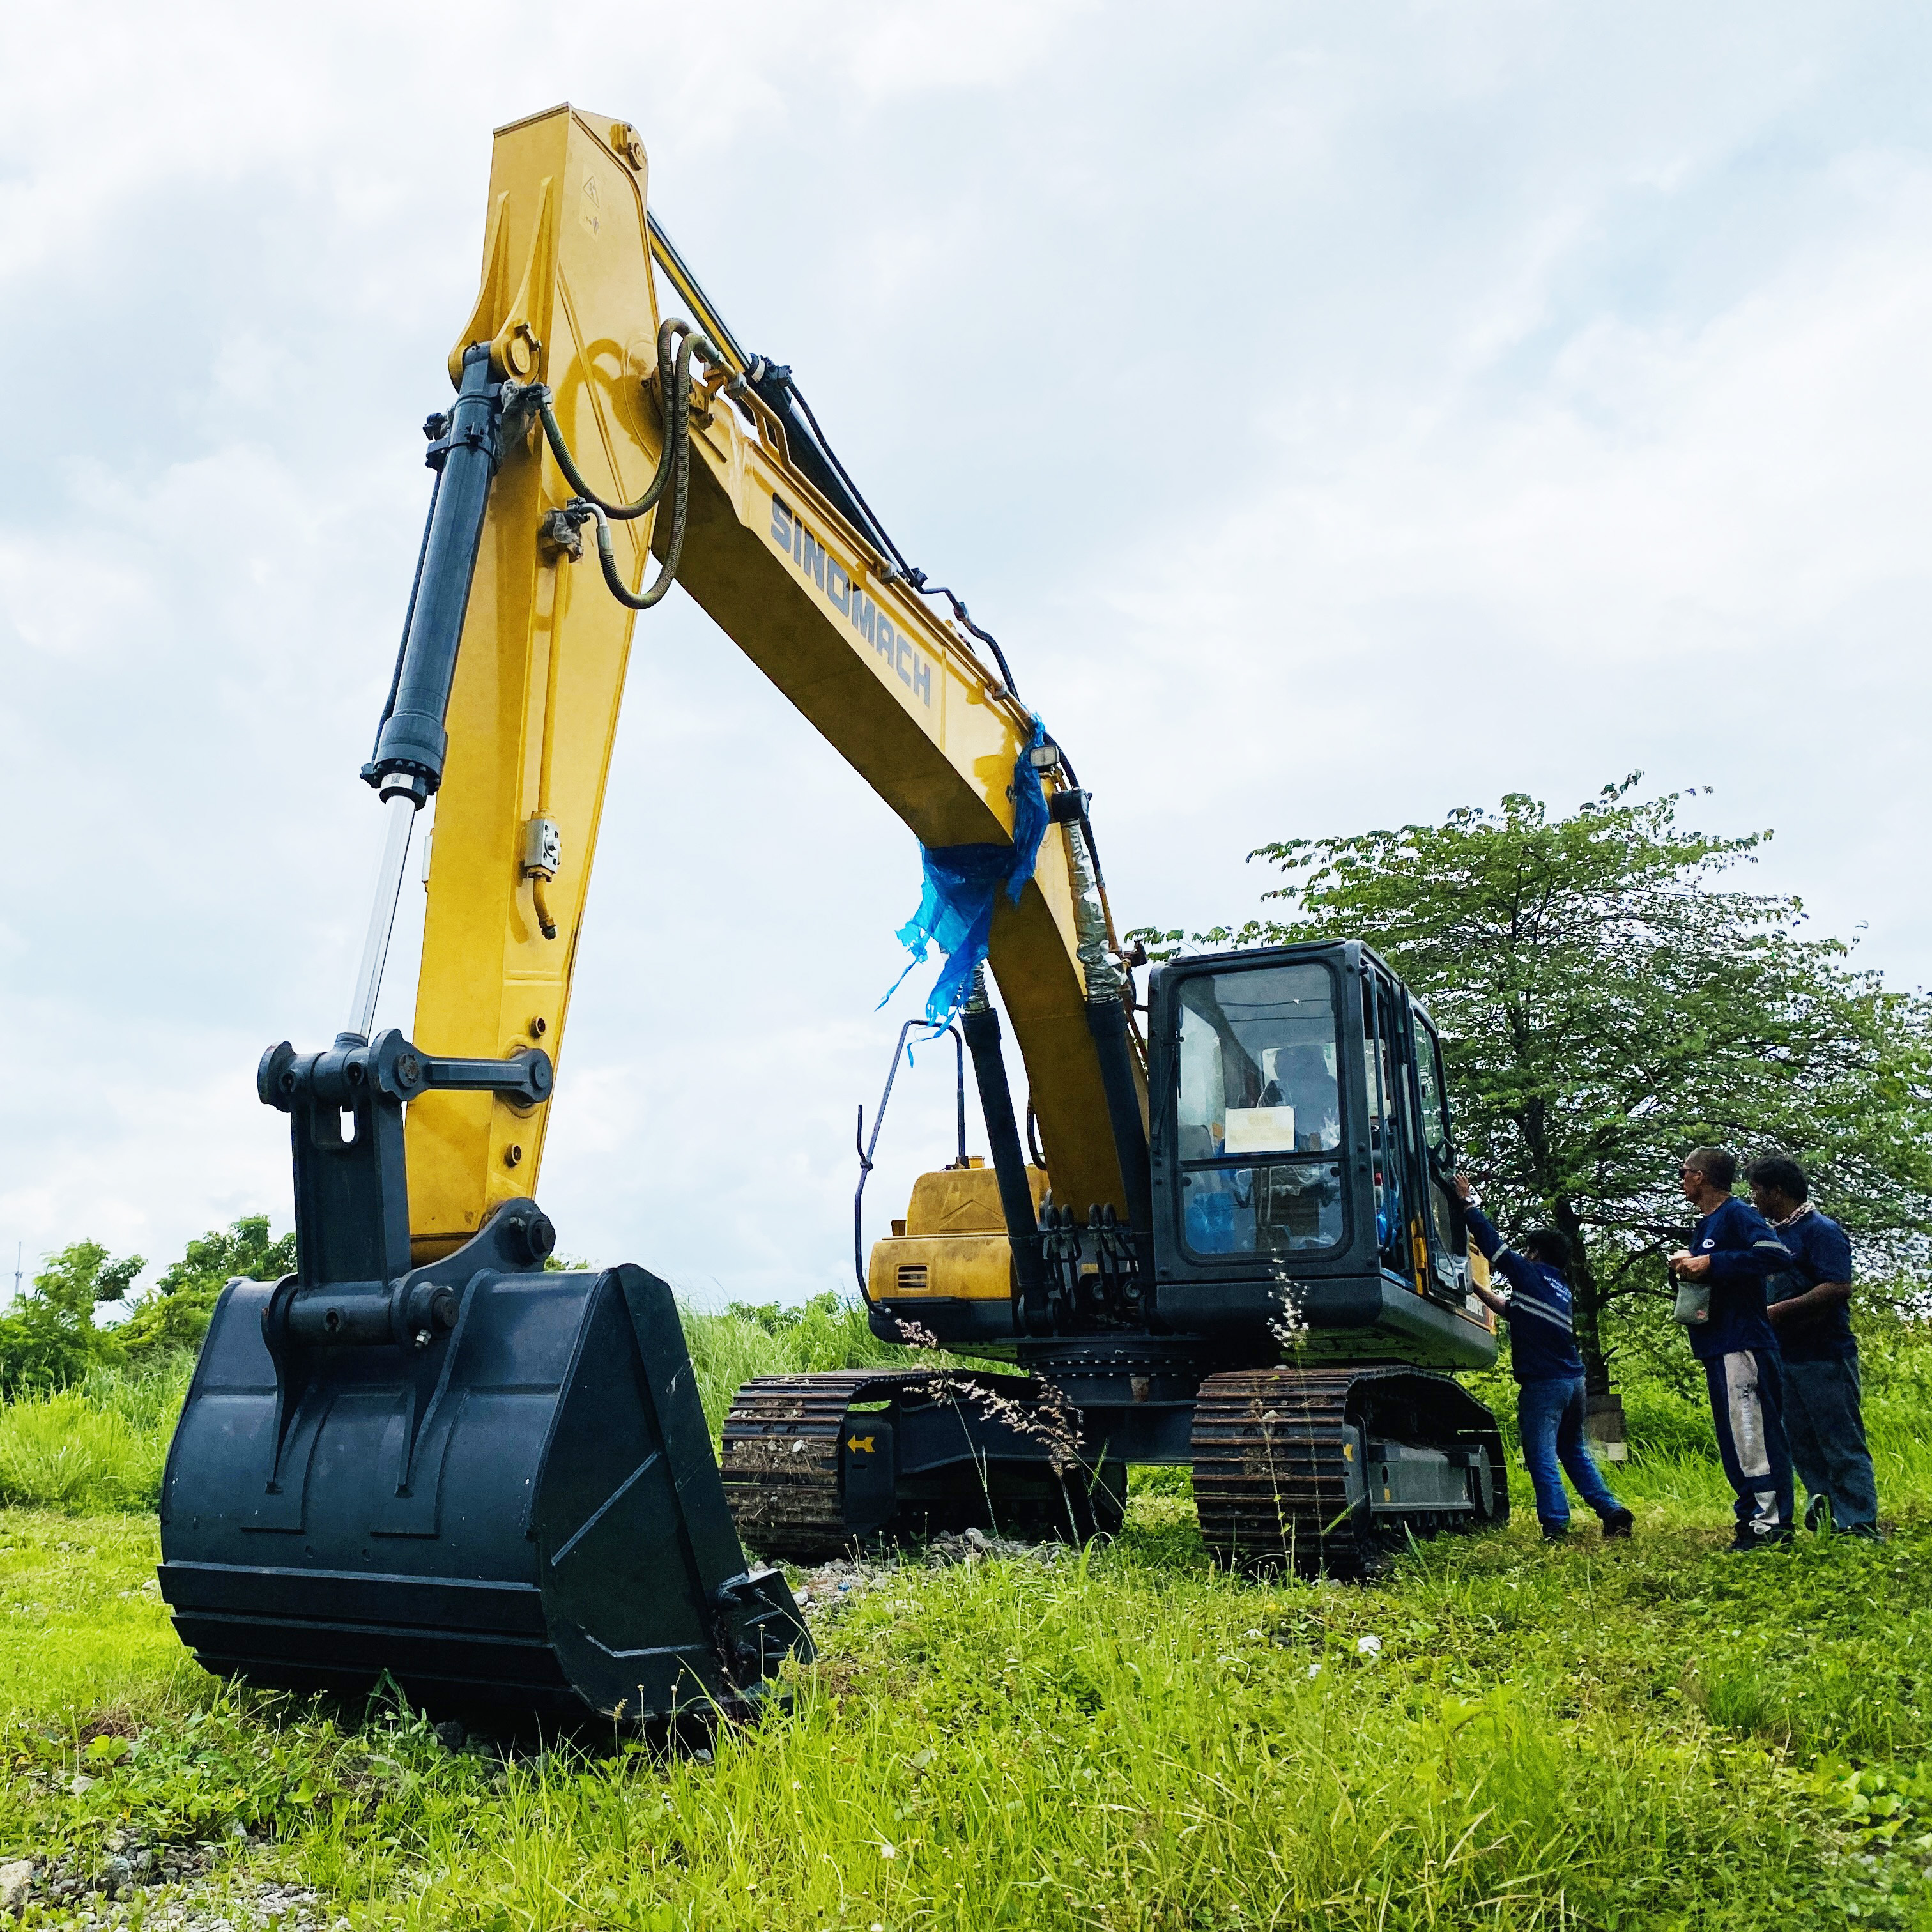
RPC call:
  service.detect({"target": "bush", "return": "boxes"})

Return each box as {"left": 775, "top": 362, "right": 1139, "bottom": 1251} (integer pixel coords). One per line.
{"left": 0, "top": 1241, "right": 144, "bottom": 1396}
{"left": 116, "top": 1216, "right": 295, "bottom": 1364}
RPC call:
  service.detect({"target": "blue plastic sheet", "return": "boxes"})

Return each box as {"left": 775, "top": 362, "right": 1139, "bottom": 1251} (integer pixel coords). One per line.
{"left": 882, "top": 717, "right": 1053, "bottom": 1025}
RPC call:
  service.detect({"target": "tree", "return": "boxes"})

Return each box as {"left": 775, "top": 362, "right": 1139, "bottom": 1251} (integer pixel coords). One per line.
{"left": 0, "top": 1240, "right": 144, "bottom": 1393}
{"left": 1132, "top": 778, "right": 1932, "bottom": 1395}
{"left": 116, "top": 1215, "right": 296, "bottom": 1363}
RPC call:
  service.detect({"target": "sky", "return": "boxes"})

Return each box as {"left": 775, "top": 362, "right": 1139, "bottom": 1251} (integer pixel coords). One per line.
{"left": 3, "top": 2, "right": 1929, "bottom": 1308}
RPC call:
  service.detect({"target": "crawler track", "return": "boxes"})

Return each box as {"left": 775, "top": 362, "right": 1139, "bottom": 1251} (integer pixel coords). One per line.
{"left": 721, "top": 1370, "right": 889, "bottom": 1560}
{"left": 1192, "top": 1367, "right": 1507, "bottom": 1575}
{"left": 726, "top": 1364, "right": 1503, "bottom": 1573}
{"left": 721, "top": 1368, "right": 1120, "bottom": 1563}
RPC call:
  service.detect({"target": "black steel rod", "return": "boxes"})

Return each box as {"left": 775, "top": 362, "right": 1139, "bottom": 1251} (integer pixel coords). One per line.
{"left": 1086, "top": 997, "right": 1154, "bottom": 1234}
{"left": 368, "top": 346, "right": 501, "bottom": 795}
{"left": 960, "top": 1005, "right": 1046, "bottom": 1309}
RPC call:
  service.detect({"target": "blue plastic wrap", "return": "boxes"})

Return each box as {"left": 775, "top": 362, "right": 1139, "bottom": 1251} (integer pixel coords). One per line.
{"left": 883, "top": 717, "right": 1053, "bottom": 1025}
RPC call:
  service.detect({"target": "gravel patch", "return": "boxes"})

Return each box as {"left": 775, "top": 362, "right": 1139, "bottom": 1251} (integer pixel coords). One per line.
{"left": 788, "top": 1525, "right": 1065, "bottom": 1620}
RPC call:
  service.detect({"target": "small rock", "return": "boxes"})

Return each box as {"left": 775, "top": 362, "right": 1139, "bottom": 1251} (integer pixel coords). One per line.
{"left": 0, "top": 1860, "right": 32, "bottom": 1919}
{"left": 433, "top": 1719, "right": 467, "bottom": 1752}
{"left": 100, "top": 1856, "right": 132, "bottom": 1892}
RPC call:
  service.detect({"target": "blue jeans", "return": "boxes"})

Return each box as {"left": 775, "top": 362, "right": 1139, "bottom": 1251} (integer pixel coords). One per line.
{"left": 1782, "top": 1353, "right": 1879, "bottom": 1531}
{"left": 1517, "top": 1376, "right": 1623, "bottom": 1528}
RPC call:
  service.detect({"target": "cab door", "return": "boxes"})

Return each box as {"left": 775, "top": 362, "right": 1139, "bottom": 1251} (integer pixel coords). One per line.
{"left": 1406, "top": 1006, "right": 1469, "bottom": 1302}
{"left": 1361, "top": 969, "right": 1425, "bottom": 1289}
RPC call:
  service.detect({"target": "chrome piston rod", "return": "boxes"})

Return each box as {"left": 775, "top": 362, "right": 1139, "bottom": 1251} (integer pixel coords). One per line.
{"left": 347, "top": 792, "right": 418, "bottom": 1041}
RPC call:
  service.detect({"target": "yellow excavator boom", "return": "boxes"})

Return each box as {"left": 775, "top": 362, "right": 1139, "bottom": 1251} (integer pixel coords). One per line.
{"left": 406, "top": 102, "right": 1139, "bottom": 1262}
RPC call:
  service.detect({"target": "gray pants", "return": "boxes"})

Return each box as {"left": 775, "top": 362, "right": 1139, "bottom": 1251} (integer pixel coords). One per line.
{"left": 1783, "top": 1353, "right": 1879, "bottom": 1532}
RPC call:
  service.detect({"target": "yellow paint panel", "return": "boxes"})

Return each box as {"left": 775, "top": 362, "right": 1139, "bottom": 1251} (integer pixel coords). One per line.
{"left": 868, "top": 1232, "right": 1016, "bottom": 1303}
{"left": 905, "top": 1163, "right": 1048, "bottom": 1237}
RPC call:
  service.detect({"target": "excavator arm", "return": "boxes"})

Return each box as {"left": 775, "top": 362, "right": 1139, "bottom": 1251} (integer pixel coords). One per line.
{"left": 402, "top": 103, "right": 1143, "bottom": 1266}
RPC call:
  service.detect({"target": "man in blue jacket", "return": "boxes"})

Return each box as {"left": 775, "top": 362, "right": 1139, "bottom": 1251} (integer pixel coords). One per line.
{"left": 1747, "top": 1155, "right": 1879, "bottom": 1537}
{"left": 1452, "top": 1175, "right": 1633, "bottom": 1542}
{"left": 1668, "top": 1146, "right": 1795, "bottom": 1549}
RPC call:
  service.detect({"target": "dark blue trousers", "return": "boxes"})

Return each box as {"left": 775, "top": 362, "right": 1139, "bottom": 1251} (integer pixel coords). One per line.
{"left": 1783, "top": 1353, "right": 1879, "bottom": 1532}
{"left": 1702, "top": 1348, "right": 1794, "bottom": 1540}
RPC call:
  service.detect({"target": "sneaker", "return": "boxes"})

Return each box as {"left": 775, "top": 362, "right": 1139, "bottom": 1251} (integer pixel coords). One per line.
{"left": 1540, "top": 1521, "right": 1570, "bottom": 1542}
{"left": 1601, "top": 1508, "right": 1634, "bottom": 1540}
{"left": 1727, "top": 1528, "right": 1793, "bottom": 1552}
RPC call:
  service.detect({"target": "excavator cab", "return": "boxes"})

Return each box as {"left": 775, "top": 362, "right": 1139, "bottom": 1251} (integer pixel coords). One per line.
{"left": 1147, "top": 940, "right": 1489, "bottom": 1358}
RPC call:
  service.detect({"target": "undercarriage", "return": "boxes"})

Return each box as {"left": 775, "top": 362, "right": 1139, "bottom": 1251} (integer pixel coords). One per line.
{"left": 722, "top": 1356, "right": 1507, "bottom": 1573}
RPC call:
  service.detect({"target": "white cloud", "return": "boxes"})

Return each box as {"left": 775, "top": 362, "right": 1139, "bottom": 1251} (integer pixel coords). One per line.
{"left": 3, "top": 1, "right": 1928, "bottom": 1296}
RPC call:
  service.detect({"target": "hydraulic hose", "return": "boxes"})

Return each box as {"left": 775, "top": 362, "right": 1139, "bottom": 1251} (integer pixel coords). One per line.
{"left": 530, "top": 875, "right": 558, "bottom": 942}
{"left": 579, "top": 492, "right": 689, "bottom": 613}
{"left": 532, "top": 319, "right": 707, "bottom": 519}
{"left": 533, "top": 319, "right": 715, "bottom": 613}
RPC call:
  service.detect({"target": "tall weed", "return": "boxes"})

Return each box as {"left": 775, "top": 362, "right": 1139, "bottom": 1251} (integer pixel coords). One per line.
{"left": 0, "top": 1297, "right": 926, "bottom": 1510}
{"left": 0, "top": 1358, "right": 192, "bottom": 1512}
{"left": 682, "top": 1292, "right": 912, "bottom": 1435}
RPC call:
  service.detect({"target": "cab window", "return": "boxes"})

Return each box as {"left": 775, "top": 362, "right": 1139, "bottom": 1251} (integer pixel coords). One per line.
{"left": 1174, "top": 964, "right": 1345, "bottom": 1257}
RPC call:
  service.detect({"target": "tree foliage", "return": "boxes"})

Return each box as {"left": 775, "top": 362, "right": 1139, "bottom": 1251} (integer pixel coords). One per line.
{"left": 1132, "top": 778, "right": 1932, "bottom": 1392}
{"left": 116, "top": 1215, "right": 296, "bottom": 1363}
{"left": 0, "top": 1240, "right": 145, "bottom": 1393}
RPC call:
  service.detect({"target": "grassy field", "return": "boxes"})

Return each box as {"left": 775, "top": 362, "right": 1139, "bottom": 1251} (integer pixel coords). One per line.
{"left": 2, "top": 1307, "right": 1930, "bottom": 1929}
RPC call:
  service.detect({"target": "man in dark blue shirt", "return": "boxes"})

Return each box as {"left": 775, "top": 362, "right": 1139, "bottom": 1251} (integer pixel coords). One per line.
{"left": 1453, "top": 1175, "right": 1632, "bottom": 1542}
{"left": 1668, "top": 1146, "right": 1795, "bottom": 1548}
{"left": 1748, "top": 1156, "right": 1879, "bottom": 1537}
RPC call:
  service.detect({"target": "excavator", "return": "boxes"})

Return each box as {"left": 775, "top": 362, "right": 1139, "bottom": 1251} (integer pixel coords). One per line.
{"left": 157, "top": 104, "right": 1506, "bottom": 1726}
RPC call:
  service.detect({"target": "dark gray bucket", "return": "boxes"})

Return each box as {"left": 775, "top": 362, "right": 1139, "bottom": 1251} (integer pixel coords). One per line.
{"left": 158, "top": 1249, "right": 809, "bottom": 1724}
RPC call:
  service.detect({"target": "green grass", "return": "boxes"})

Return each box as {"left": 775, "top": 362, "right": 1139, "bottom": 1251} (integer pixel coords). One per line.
{"left": 680, "top": 1292, "right": 930, "bottom": 1436}
{"left": 0, "top": 1298, "right": 912, "bottom": 1515}
{"left": 0, "top": 1358, "right": 192, "bottom": 1514}
{"left": 3, "top": 1316, "right": 1931, "bottom": 1928}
